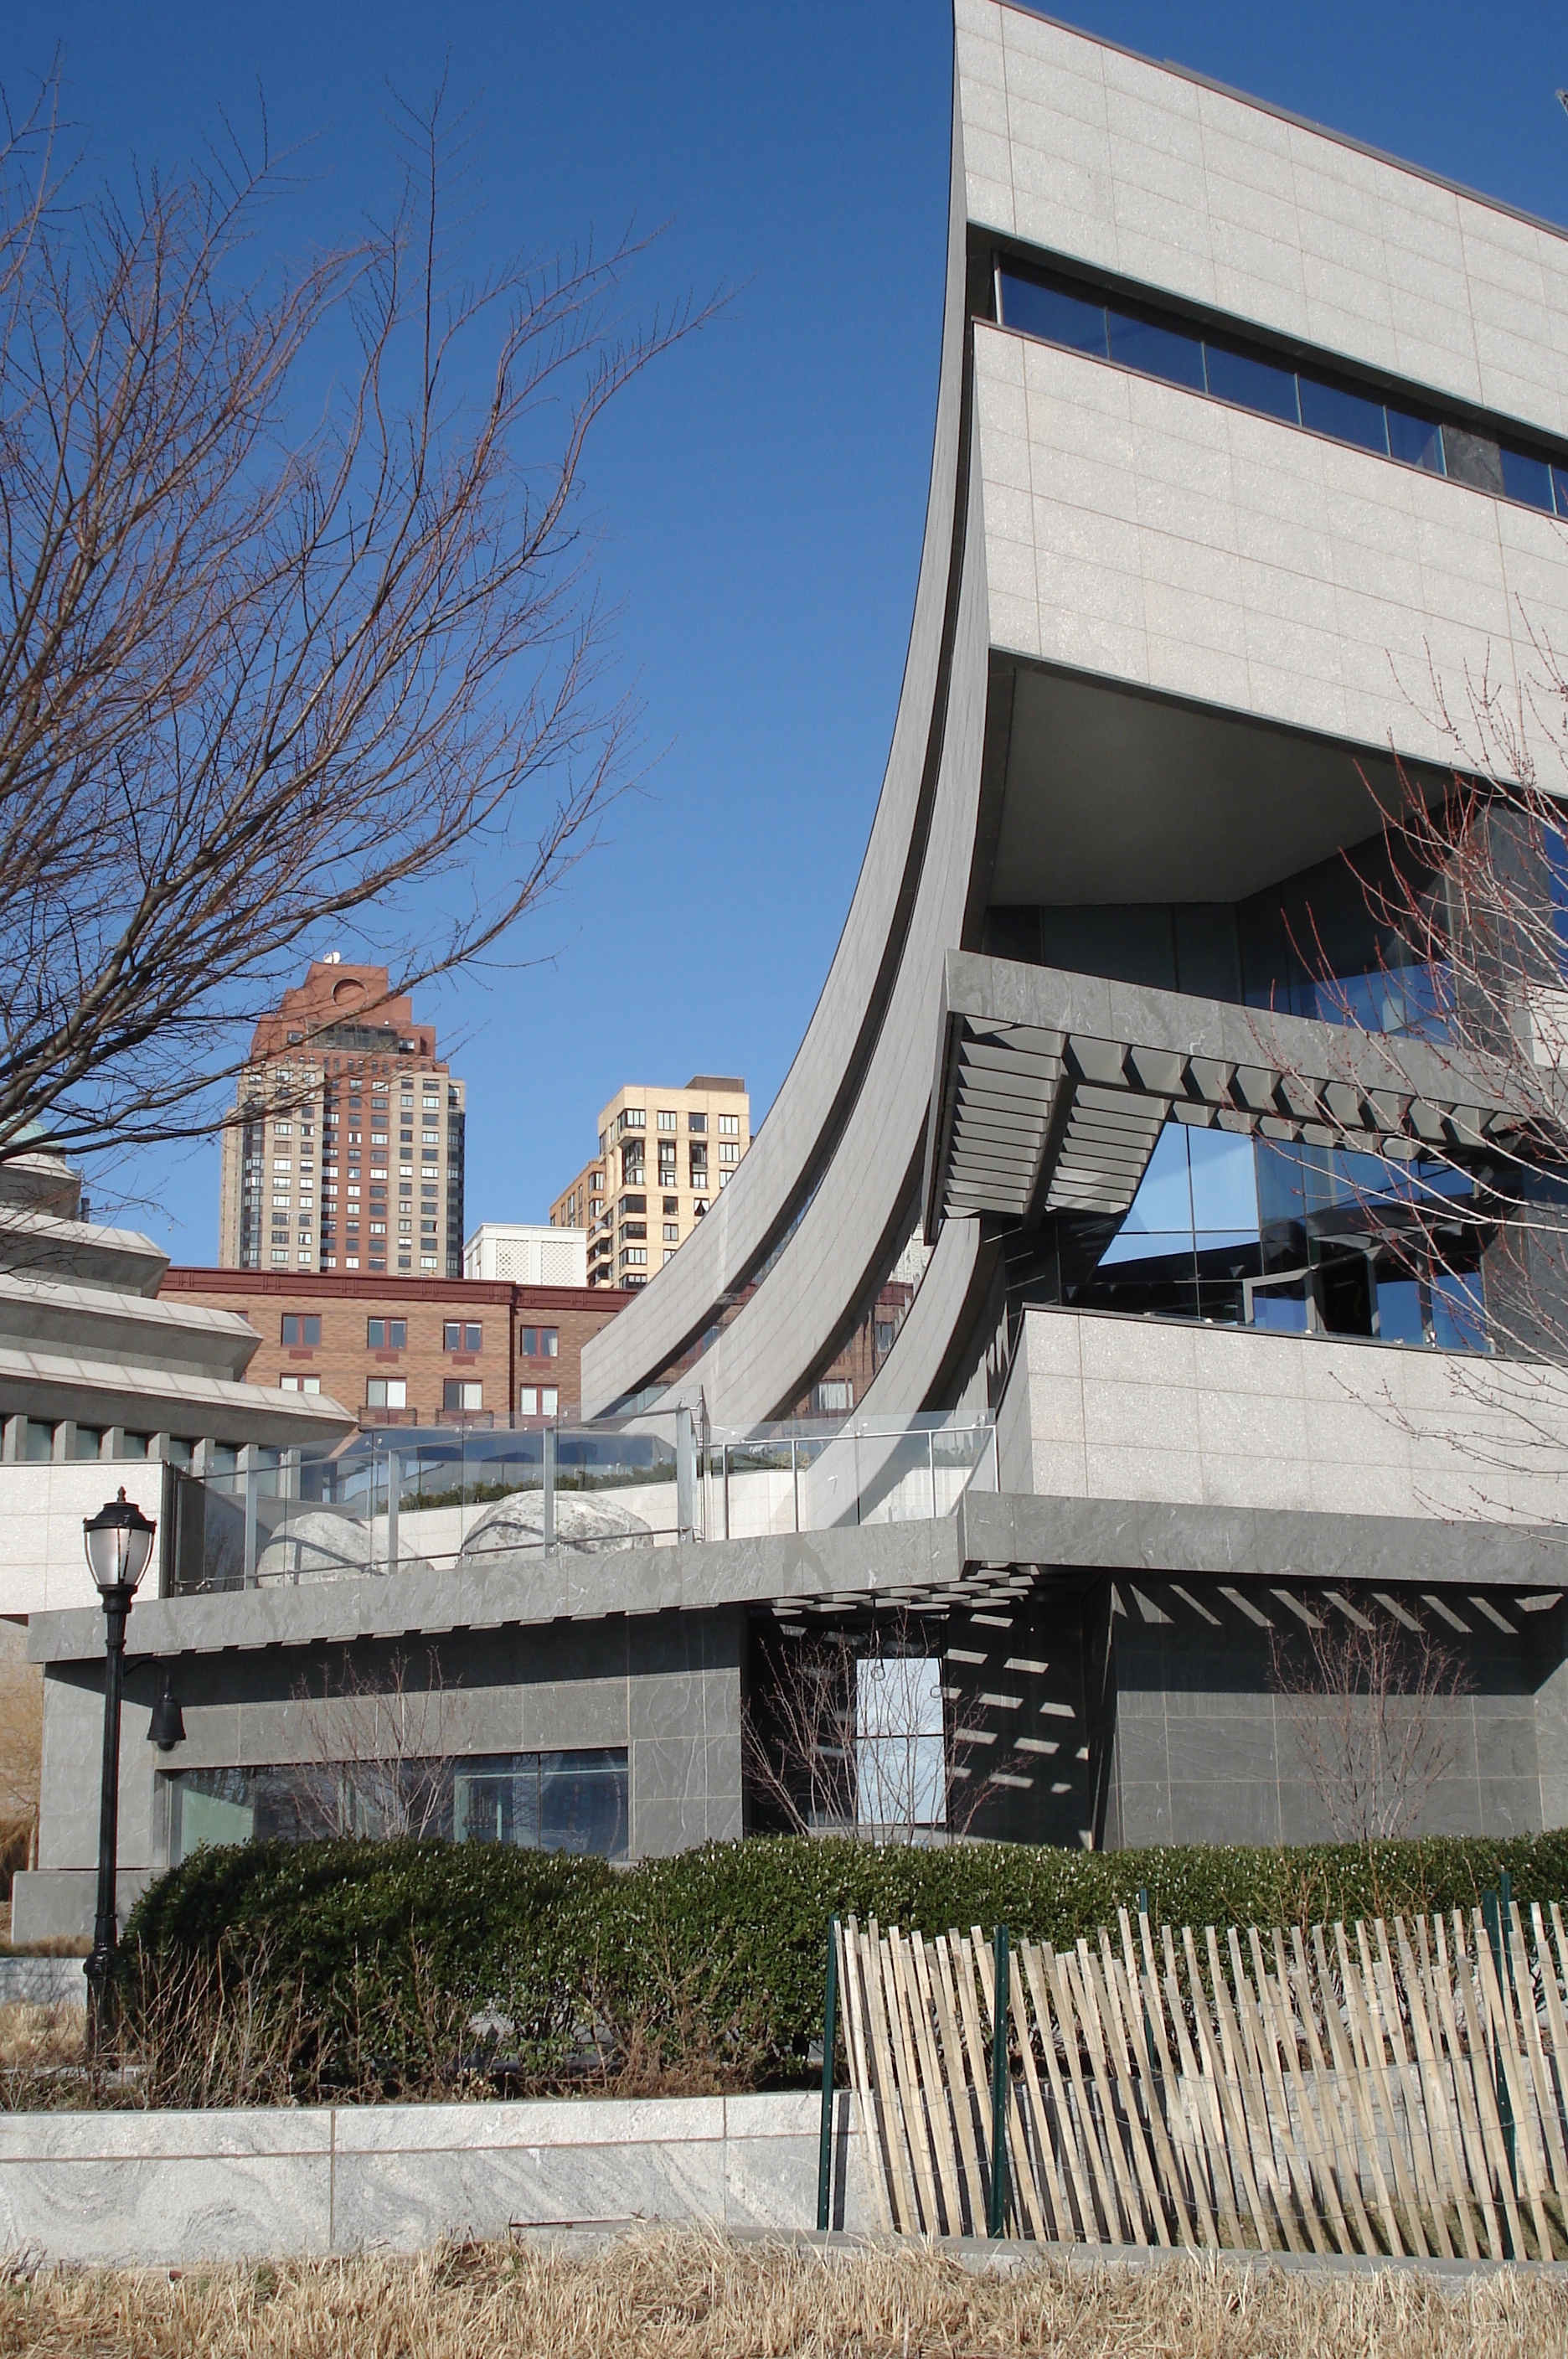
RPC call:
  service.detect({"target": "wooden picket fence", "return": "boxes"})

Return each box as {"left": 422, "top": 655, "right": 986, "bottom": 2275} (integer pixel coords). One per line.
{"left": 832, "top": 1901, "right": 1568, "bottom": 2257}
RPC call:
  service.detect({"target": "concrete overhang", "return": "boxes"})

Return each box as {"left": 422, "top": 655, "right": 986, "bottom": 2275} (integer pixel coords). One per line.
{"left": 0, "top": 1273, "right": 263, "bottom": 1383}
{"left": 0, "top": 1345, "right": 353, "bottom": 1448}
{"left": 922, "top": 951, "right": 1537, "bottom": 1242}
{"left": 0, "top": 1209, "right": 168, "bottom": 1296}
{"left": 26, "top": 1486, "right": 1565, "bottom": 1670}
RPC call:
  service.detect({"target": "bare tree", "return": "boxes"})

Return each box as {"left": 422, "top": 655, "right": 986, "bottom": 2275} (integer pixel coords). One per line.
{"left": 0, "top": 68, "right": 718, "bottom": 1168}
{"left": 0, "top": 1636, "right": 42, "bottom": 1876}
{"left": 744, "top": 1608, "right": 1000, "bottom": 1842}
{"left": 291, "top": 1644, "right": 456, "bottom": 1840}
{"left": 1267, "top": 1598, "right": 1469, "bottom": 1843}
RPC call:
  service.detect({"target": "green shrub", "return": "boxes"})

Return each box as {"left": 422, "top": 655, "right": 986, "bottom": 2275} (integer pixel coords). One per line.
{"left": 124, "top": 1828, "right": 1568, "bottom": 2097}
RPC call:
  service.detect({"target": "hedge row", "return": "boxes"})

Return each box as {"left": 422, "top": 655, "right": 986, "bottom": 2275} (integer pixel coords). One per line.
{"left": 122, "top": 1829, "right": 1568, "bottom": 2093}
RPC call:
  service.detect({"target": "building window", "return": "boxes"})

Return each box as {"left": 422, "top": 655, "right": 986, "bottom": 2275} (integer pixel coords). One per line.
{"left": 366, "top": 1318, "right": 407, "bottom": 1349}
{"left": 617, "top": 1107, "right": 645, "bottom": 1134}
{"left": 688, "top": 1112, "right": 706, "bottom": 1134}
{"left": 620, "top": 1194, "right": 647, "bottom": 1215}
{"left": 281, "top": 1314, "right": 322, "bottom": 1346}
{"left": 521, "top": 1328, "right": 558, "bottom": 1357}
{"left": 663, "top": 1249, "right": 675, "bottom": 1265}
{"left": 719, "top": 1142, "right": 739, "bottom": 1164}
{"left": 622, "top": 1220, "right": 647, "bottom": 1240}
{"left": 620, "top": 1246, "right": 647, "bottom": 1267}
{"left": 689, "top": 1152, "right": 708, "bottom": 1185}
{"left": 281, "top": 1374, "right": 322, "bottom": 1394}
{"left": 663, "top": 1195, "right": 678, "bottom": 1216}
{"left": 168, "top": 1747, "right": 629, "bottom": 1862}
{"left": 657, "top": 1108, "right": 677, "bottom": 1132}
{"left": 718, "top": 1113, "right": 739, "bottom": 1137}
{"left": 518, "top": 1386, "right": 537, "bottom": 1415}
{"left": 365, "top": 1378, "right": 407, "bottom": 1408}
{"left": 443, "top": 1379, "right": 482, "bottom": 1411}
{"left": 663, "top": 1223, "right": 679, "bottom": 1242}
{"left": 815, "top": 1380, "right": 853, "bottom": 1414}
{"left": 443, "top": 1322, "right": 482, "bottom": 1351}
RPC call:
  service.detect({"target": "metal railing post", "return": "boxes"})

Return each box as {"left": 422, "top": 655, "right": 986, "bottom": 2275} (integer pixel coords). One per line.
{"left": 676, "top": 1404, "right": 694, "bottom": 1542}
{"left": 543, "top": 1424, "right": 556, "bottom": 1554}
{"left": 928, "top": 1427, "right": 937, "bottom": 1520}
{"left": 817, "top": 1917, "right": 840, "bottom": 2232}
{"left": 988, "top": 1923, "right": 1009, "bottom": 2238}
{"left": 386, "top": 1447, "right": 400, "bottom": 1575}
{"left": 853, "top": 1426, "right": 861, "bottom": 1528}
{"left": 723, "top": 1443, "right": 730, "bottom": 1541}
{"left": 241, "top": 1448, "right": 258, "bottom": 1589}
{"left": 792, "top": 1435, "right": 801, "bottom": 1536}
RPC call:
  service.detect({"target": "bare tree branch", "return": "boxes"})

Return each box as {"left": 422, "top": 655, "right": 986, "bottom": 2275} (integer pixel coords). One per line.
{"left": 0, "top": 69, "right": 723, "bottom": 1168}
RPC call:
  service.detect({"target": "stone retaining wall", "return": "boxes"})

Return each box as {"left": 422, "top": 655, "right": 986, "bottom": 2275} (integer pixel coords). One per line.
{"left": 0, "top": 2091, "right": 874, "bottom": 2266}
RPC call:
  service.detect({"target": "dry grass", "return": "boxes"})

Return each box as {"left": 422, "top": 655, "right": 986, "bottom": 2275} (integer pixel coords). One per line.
{"left": 0, "top": 2228, "right": 1563, "bottom": 2357}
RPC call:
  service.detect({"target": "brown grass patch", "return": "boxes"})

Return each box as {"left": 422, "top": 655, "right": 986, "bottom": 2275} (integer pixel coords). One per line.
{"left": 0, "top": 2228, "right": 1562, "bottom": 2357}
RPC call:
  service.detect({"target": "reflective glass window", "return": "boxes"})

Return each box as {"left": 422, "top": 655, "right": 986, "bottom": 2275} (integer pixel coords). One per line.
{"left": 1499, "top": 447, "right": 1554, "bottom": 512}
{"left": 1386, "top": 409, "right": 1445, "bottom": 472}
{"left": 1431, "top": 1269, "right": 1486, "bottom": 1352}
{"left": 1442, "top": 425, "right": 1504, "bottom": 494}
{"left": 1298, "top": 374, "right": 1387, "bottom": 454}
{"left": 1554, "top": 467, "right": 1568, "bottom": 519}
{"left": 1205, "top": 342, "right": 1300, "bottom": 423}
{"left": 539, "top": 1749, "right": 628, "bottom": 1857}
{"left": 998, "top": 267, "right": 1108, "bottom": 356}
{"left": 1106, "top": 307, "right": 1206, "bottom": 390}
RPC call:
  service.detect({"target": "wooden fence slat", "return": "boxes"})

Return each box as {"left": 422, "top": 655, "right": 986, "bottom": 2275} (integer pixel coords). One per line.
{"left": 931, "top": 1933, "right": 985, "bottom": 2238}
{"left": 1239, "top": 1927, "right": 1328, "bottom": 2255}
{"left": 1342, "top": 1920, "right": 1425, "bottom": 2256}
{"left": 1451, "top": 1913, "right": 1527, "bottom": 2261}
{"left": 1393, "top": 1915, "right": 1473, "bottom": 2259}
{"left": 952, "top": 1925, "right": 998, "bottom": 2227}
{"left": 1366, "top": 1918, "right": 1447, "bottom": 2258}
{"left": 1287, "top": 1925, "right": 1375, "bottom": 2257}
{"left": 1042, "top": 1940, "right": 1122, "bottom": 2243}
{"left": 1204, "top": 1924, "right": 1300, "bottom": 2253}
{"left": 1184, "top": 1925, "right": 1271, "bottom": 2251}
{"left": 885, "top": 1928, "right": 941, "bottom": 2235}
{"left": 1266, "top": 1927, "right": 1354, "bottom": 2256}
{"left": 1019, "top": 1938, "right": 1101, "bottom": 2245}
{"left": 970, "top": 1926, "right": 1045, "bottom": 2240}
{"left": 1129, "top": 1910, "right": 1217, "bottom": 2249}
{"left": 1310, "top": 1922, "right": 1400, "bottom": 2255}
{"left": 1231, "top": 1927, "right": 1324, "bottom": 2256}
{"left": 1168, "top": 1924, "right": 1249, "bottom": 2250}
{"left": 862, "top": 1920, "right": 920, "bottom": 2234}
{"left": 1006, "top": 1939, "right": 1074, "bottom": 2242}
{"left": 1084, "top": 1943, "right": 1169, "bottom": 2255}
{"left": 1508, "top": 1903, "right": 1566, "bottom": 2244}
{"left": 836, "top": 1917, "right": 893, "bottom": 2234}
{"left": 909, "top": 1933, "right": 964, "bottom": 2238}
{"left": 1428, "top": 1911, "right": 1505, "bottom": 2261}
{"left": 1470, "top": 1904, "right": 1552, "bottom": 2261}
{"left": 1101, "top": 1931, "right": 1195, "bottom": 2247}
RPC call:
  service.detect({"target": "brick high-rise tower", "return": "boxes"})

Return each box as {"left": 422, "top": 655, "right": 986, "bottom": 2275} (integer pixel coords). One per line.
{"left": 219, "top": 960, "right": 466, "bottom": 1279}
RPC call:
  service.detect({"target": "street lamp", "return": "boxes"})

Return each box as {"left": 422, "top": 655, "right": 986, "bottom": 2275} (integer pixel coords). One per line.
{"left": 82, "top": 1487, "right": 157, "bottom": 2045}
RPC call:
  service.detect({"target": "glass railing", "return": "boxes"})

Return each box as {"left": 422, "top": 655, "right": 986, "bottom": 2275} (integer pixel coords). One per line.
{"left": 162, "top": 1410, "right": 997, "bottom": 1597}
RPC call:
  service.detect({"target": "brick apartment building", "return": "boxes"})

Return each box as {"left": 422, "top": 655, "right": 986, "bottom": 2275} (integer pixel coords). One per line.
{"left": 161, "top": 1269, "right": 633, "bottom": 1428}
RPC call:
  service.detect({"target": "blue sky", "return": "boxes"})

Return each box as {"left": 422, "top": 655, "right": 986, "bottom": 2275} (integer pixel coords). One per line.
{"left": 25, "top": 2, "right": 1568, "bottom": 1261}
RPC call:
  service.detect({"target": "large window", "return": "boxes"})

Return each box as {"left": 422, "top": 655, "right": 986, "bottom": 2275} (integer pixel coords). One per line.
{"left": 442, "top": 1322, "right": 482, "bottom": 1351}
{"left": 281, "top": 1314, "right": 321, "bottom": 1346}
{"left": 1010, "top": 1118, "right": 1491, "bottom": 1351}
{"left": 997, "top": 260, "right": 1567, "bottom": 517}
{"left": 442, "top": 1379, "right": 482, "bottom": 1411}
{"left": 168, "top": 1747, "right": 628, "bottom": 1865}
{"left": 366, "top": 1318, "right": 406, "bottom": 1350}
{"left": 365, "top": 1377, "right": 407, "bottom": 1408}
{"left": 520, "top": 1327, "right": 558, "bottom": 1357}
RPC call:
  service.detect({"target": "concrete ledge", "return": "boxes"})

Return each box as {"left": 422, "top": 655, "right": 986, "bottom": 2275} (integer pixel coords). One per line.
{"left": 0, "top": 1956, "right": 85, "bottom": 2005}
{"left": 0, "top": 2090, "right": 877, "bottom": 2266}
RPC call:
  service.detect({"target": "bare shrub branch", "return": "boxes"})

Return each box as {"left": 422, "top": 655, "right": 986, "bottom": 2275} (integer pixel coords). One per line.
{"left": 1267, "top": 1598, "right": 1469, "bottom": 1844}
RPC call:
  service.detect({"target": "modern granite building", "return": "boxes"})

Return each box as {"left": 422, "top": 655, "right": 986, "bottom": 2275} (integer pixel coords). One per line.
{"left": 18, "top": 4, "right": 1568, "bottom": 1934}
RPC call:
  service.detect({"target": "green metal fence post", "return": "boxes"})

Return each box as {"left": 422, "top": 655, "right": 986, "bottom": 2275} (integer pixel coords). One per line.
{"left": 1483, "top": 1883, "right": 1518, "bottom": 2206}
{"left": 817, "top": 1917, "right": 839, "bottom": 2233}
{"left": 988, "top": 1923, "right": 1009, "bottom": 2239}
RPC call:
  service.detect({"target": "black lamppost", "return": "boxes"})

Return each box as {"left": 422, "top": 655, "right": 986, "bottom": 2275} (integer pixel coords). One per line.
{"left": 82, "top": 1486, "right": 157, "bottom": 2047}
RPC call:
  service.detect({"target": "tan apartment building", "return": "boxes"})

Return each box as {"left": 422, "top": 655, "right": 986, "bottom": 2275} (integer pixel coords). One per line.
{"left": 162, "top": 1269, "right": 633, "bottom": 1427}
{"left": 219, "top": 960, "right": 466, "bottom": 1281}
{"left": 550, "top": 1077, "right": 750, "bottom": 1290}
